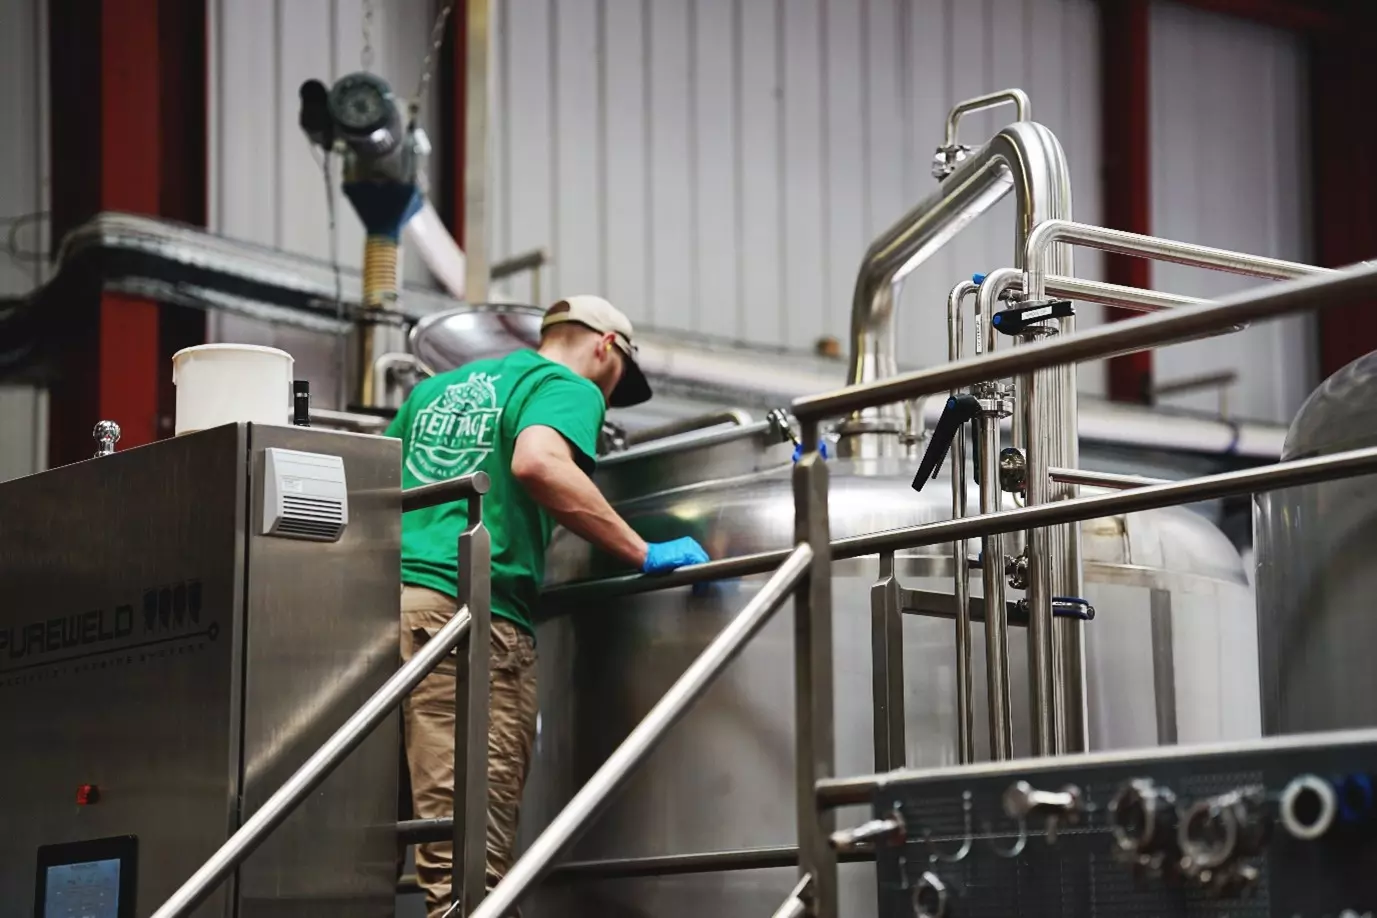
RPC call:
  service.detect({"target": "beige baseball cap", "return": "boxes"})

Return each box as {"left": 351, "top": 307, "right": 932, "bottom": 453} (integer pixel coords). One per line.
{"left": 541, "top": 295, "right": 652, "bottom": 407}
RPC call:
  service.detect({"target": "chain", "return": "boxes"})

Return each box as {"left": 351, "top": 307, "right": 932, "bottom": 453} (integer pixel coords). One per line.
{"left": 361, "top": 0, "right": 375, "bottom": 71}
{"left": 412, "top": 0, "right": 456, "bottom": 116}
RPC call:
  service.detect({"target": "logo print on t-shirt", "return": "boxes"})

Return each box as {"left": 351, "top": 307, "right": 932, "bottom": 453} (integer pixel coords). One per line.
{"left": 407, "top": 373, "right": 504, "bottom": 483}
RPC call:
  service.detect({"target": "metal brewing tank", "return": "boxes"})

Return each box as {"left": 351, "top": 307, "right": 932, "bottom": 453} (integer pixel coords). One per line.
{"left": 1254, "top": 350, "right": 1377, "bottom": 734}
{"left": 522, "top": 421, "right": 1260, "bottom": 918}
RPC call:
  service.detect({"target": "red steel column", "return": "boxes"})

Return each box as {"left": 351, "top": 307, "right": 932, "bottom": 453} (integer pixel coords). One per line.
{"left": 1099, "top": 0, "right": 1153, "bottom": 404}
{"left": 47, "top": 0, "right": 206, "bottom": 466}
{"left": 1312, "top": 3, "right": 1377, "bottom": 377}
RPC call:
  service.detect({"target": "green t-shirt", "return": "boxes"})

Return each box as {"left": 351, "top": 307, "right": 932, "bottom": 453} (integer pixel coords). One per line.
{"left": 386, "top": 349, "right": 606, "bottom": 633}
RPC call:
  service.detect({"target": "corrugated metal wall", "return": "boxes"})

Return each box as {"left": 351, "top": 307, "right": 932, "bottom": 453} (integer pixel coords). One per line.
{"left": 490, "top": 0, "right": 1107, "bottom": 388}
{"left": 206, "top": 0, "right": 1108, "bottom": 397}
{"left": 192, "top": 0, "right": 1308, "bottom": 418}
{"left": 1150, "top": 0, "right": 1312, "bottom": 424}
{"left": 0, "top": 0, "right": 49, "bottom": 480}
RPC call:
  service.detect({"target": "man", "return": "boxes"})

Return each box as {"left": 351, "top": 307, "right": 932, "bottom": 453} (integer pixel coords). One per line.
{"left": 386, "top": 295, "right": 710, "bottom": 917}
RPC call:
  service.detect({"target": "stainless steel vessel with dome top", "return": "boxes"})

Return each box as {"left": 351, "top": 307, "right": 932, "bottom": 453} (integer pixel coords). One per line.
{"left": 1254, "top": 350, "right": 1377, "bottom": 735}
{"left": 515, "top": 419, "right": 1257, "bottom": 918}
{"left": 410, "top": 104, "right": 1262, "bottom": 918}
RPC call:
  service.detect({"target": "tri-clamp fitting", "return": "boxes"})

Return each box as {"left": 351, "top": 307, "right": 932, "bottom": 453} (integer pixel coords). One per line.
{"left": 93, "top": 421, "right": 121, "bottom": 458}
{"left": 931, "top": 144, "right": 973, "bottom": 180}
{"left": 998, "top": 447, "right": 1027, "bottom": 495}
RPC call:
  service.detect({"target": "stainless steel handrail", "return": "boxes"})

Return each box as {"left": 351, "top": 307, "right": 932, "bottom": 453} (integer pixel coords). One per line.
{"left": 309, "top": 407, "right": 394, "bottom": 432}
{"left": 770, "top": 874, "right": 814, "bottom": 918}
{"left": 541, "top": 444, "right": 1377, "bottom": 600}
{"left": 460, "top": 544, "right": 814, "bottom": 918}
{"left": 799, "top": 260, "right": 1377, "bottom": 421}
{"left": 150, "top": 608, "right": 473, "bottom": 918}
{"left": 1049, "top": 467, "right": 1169, "bottom": 490}
{"left": 402, "top": 471, "right": 492, "bottom": 512}
{"left": 625, "top": 409, "right": 754, "bottom": 447}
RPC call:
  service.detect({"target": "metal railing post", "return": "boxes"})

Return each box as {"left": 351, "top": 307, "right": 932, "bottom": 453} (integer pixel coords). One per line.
{"left": 451, "top": 493, "right": 492, "bottom": 916}
{"left": 946, "top": 280, "right": 977, "bottom": 765}
{"left": 794, "top": 420, "right": 837, "bottom": 918}
{"left": 870, "top": 551, "right": 905, "bottom": 772}
{"left": 464, "top": 545, "right": 813, "bottom": 918}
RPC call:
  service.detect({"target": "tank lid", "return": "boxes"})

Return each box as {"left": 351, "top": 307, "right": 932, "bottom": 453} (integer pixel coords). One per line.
{"left": 1282, "top": 349, "right": 1377, "bottom": 460}
{"left": 409, "top": 303, "right": 544, "bottom": 372}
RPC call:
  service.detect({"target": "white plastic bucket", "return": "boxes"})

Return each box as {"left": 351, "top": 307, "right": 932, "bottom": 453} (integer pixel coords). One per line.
{"left": 172, "top": 344, "right": 294, "bottom": 435}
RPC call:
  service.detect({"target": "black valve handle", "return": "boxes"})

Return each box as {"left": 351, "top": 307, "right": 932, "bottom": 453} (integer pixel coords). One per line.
{"left": 913, "top": 394, "right": 982, "bottom": 493}
{"left": 992, "top": 300, "right": 1075, "bottom": 337}
{"left": 1012, "top": 597, "right": 1097, "bottom": 625}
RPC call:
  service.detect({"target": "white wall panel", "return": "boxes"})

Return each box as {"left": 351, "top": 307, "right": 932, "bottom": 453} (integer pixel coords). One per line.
{"left": 198, "top": 0, "right": 1313, "bottom": 416}
{"left": 493, "top": 0, "right": 1107, "bottom": 389}
{"left": 1150, "top": 1, "right": 1312, "bottom": 424}
{"left": 0, "top": 0, "right": 49, "bottom": 478}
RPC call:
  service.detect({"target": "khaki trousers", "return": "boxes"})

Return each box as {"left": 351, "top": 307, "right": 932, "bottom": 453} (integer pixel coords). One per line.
{"left": 400, "top": 585, "right": 539, "bottom": 918}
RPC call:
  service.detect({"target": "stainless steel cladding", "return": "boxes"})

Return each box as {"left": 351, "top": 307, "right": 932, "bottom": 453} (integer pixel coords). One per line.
{"left": 1254, "top": 350, "right": 1377, "bottom": 734}
{"left": 523, "top": 422, "right": 1259, "bottom": 918}
{"left": 0, "top": 424, "right": 402, "bottom": 917}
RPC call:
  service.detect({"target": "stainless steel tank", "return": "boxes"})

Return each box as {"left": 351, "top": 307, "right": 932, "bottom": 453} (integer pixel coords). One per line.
{"left": 522, "top": 421, "right": 1259, "bottom": 918}
{"left": 1254, "top": 350, "right": 1377, "bottom": 734}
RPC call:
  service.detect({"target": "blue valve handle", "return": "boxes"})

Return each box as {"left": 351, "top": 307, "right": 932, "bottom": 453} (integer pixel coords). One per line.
{"left": 792, "top": 441, "right": 830, "bottom": 462}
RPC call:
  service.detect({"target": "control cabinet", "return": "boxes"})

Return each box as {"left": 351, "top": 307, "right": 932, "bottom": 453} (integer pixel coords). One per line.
{"left": 858, "top": 731, "right": 1377, "bottom": 917}
{"left": 0, "top": 424, "right": 402, "bottom": 917}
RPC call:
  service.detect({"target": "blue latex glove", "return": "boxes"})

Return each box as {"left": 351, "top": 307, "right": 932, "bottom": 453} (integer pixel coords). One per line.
{"left": 791, "top": 441, "right": 831, "bottom": 463}
{"left": 642, "top": 537, "right": 710, "bottom": 574}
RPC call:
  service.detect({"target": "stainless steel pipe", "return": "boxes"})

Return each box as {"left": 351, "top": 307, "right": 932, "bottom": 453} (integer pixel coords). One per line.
{"left": 800, "top": 261, "right": 1377, "bottom": 421}
{"left": 944, "top": 89, "right": 1031, "bottom": 148}
{"left": 978, "top": 405, "right": 1013, "bottom": 760}
{"left": 1024, "top": 219, "right": 1332, "bottom": 304}
{"left": 150, "top": 608, "right": 474, "bottom": 918}
{"left": 1019, "top": 222, "right": 1330, "bottom": 753}
{"left": 946, "top": 280, "right": 977, "bottom": 764}
{"left": 465, "top": 545, "right": 814, "bottom": 918}
{"left": 945, "top": 268, "right": 1208, "bottom": 761}
{"left": 843, "top": 120, "right": 1072, "bottom": 457}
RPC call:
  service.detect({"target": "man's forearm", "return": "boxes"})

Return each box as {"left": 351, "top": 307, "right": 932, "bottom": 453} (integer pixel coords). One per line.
{"left": 522, "top": 462, "right": 649, "bottom": 568}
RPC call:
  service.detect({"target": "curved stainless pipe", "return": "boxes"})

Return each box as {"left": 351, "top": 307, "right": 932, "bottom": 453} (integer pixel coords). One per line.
{"left": 843, "top": 120, "right": 1073, "bottom": 459}
{"left": 1024, "top": 219, "right": 1332, "bottom": 303}
{"left": 944, "top": 89, "right": 1032, "bottom": 148}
